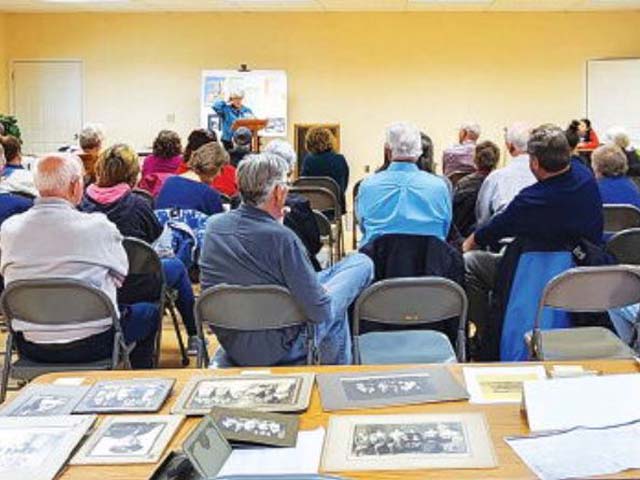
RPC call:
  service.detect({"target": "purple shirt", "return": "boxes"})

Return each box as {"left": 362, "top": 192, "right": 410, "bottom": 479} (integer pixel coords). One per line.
{"left": 141, "top": 154, "right": 183, "bottom": 178}
{"left": 442, "top": 141, "right": 477, "bottom": 176}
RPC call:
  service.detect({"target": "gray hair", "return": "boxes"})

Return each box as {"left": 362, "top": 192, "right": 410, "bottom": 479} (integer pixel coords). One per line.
{"left": 606, "top": 126, "right": 631, "bottom": 151}
{"left": 506, "top": 122, "right": 531, "bottom": 153}
{"left": 79, "top": 123, "right": 104, "bottom": 151}
{"left": 461, "top": 122, "right": 481, "bottom": 140}
{"left": 592, "top": 144, "right": 628, "bottom": 178}
{"left": 34, "top": 154, "right": 84, "bottom": 194}
{"left": 237, "top": 153, "right": 288, "bottom": 206}
{"left": 229, "top": 89, "right": 245, "bottom": 99}
{"left": 264, "top": 140, "right": 296, "bottom": 173}
{"left": 386, "top": 122, "right": 422, "bottom": 160}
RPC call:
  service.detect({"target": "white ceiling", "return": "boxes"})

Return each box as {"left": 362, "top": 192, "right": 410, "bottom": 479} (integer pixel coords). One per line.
{"left": 0, "top": 0, "right": 639, "bottom": 12}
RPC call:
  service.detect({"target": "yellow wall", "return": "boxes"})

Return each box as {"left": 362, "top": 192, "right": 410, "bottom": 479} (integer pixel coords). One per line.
{"left": 4, "top": 11, "right": 640, "bottom": 180}
{"left": 0, "top": 14, "right": 7, "bottom": 113}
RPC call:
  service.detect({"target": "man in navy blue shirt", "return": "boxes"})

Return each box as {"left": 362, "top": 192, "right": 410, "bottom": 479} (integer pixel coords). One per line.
{"left": 462, "top": 124, "right": 603, "bottom": 350}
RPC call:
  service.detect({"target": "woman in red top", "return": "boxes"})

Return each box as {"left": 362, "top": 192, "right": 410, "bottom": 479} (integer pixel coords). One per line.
{"left": 176, "top": 129, "right": 238, "bottom": 198}
{"left": 578, "top": 118, "right": 600, "bottom": 151}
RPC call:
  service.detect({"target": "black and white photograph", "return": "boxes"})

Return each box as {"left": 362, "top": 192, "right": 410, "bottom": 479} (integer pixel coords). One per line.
{"left": 72, "top": 415, "right": 184, "bottom": 465}
{"left": 317, "top": 368, "right": 469, "bottom": 411}
{"left": 0, "top": 416, "right": 96, "bottom": 480}
{"left": 172, "top": 374, "right": 314, "bottom": 415}
{"left": 182, "top": 416, "right": 232, "bottom": 479}
{"left": 351, "top": 421, "right": 468, "bottom": 457}
{"left": 321, "top": 413, "right": 497, "bottom": 472}
{"left": 0, "top": 385, "right": 89, "bottom": 417}
{"left": 74, "top": 378, "right": 174, "bottom": 413}
{"left": 210, "top": 407, "right": 300, "bottom": 447}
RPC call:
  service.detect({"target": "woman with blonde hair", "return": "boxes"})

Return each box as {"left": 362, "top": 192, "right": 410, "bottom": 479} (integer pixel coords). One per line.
{"left": 156, "top": 142, "right": 228, "bottom": 215}
{"left": 301, "top": 127, "right": 349, "bottom": 210}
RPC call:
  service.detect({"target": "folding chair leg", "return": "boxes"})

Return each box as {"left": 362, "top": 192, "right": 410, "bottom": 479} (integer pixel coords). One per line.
{"left": 0, "top": 334, "right": 14, "bottom": 403}
{"left": 167, "top": 302, "right": 189, "bottom": 367}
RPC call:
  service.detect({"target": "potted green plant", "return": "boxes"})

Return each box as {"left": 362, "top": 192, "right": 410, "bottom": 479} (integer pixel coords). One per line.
{"left": 0, "top": 115, "right": 22, "bottom": 140}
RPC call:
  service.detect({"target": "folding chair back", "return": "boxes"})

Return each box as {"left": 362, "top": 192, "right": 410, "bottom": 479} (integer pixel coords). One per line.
{"left": 0, "top": 279, "right": 127, "bottom": 402}
{"left": 603, "top": 204, "right": 640, "bottom": 234}
{"left": 606, "top": 228, "right": 640, "bottom": 265}
{"left": 531, "top": 266, "right": 640, "bottom": 360}
{"left": 294, "top": 176, "right": 343, "bottom": 209}
{"left": 289, "top": 186, "right": 341, "bottom": 217}
{"left": 195, "top": 285, "right": 318, "bottom": 367}
{"left": 353, "top": 277, "right": 467, "bottom": 363}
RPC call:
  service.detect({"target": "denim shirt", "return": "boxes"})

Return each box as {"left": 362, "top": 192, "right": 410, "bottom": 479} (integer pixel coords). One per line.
{"left": 212, "top": 101, "right": 254, "bottom": 142}
{"left": 199, "top": 205, "right": 331, "bottom": 365}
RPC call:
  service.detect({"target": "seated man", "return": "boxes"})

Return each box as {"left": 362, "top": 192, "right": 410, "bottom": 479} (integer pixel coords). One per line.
{"left": 475, "top": 123, "right": 536, "bottom": 228}
{"left": 0, "top": 135, "right": 37, "bottom": 198}
{"left": 0, "top": 143, "right": 32, "bottom": 226}
{"left": 462, "top": 125, "right": 603, "bottom": 357}
{"left": 357, "top": 122, "right": 451, "bottom": 247}
{"left": 0, "top": 154, "right": 158, "bottom": 368}
{"left": 442, "top": 122, "right": 481, "bottom": 176}
{"left": 200, "top": 153, "right": 373, "bottom": 366}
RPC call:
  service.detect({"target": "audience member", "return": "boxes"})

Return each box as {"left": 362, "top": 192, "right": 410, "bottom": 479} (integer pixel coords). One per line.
{"left": 0, "top": 143, "right": 32, "bottom": 226}
{"left": 0, "top": 135, "right": 25, "bottom": 176}
{"left": 475, "top": 123, "right": 536, "bottom": 228}
{"left": 592, "top": 143, "right": 640, "bottom": 210}
{"left": 0, "top": 136, "right": 37, "bottom": 198}
{"left": 442, "top": 122, "right": 481, "bottom": 176}
{"left": 80, "top": 144, "right": 200, "bottom": 352}
{"left": 0, "top": 154, "right": 159, "bottom": 368}
{"left": 229, "top": 127, "right": 253, "bottom": 167}
{"left": 565, "top": 120, "right": 592, "bottom": 172}
{"left": 141, "top": 130, "right": 183, "bottom": 179}
{"left": 301, "top": 127, "right": 349, "bottom": 211}
{"left": 357, "top": 122, "right": 451, "bottom": 247}
{"left": 213, "top": 90, "right": 254, "bottom": 151}
{"left": 156, "top": 142, "right": 226, "bottom": 215}
{"left": 178, "top": 128, "right": 238, "bottom": 197}
{"left": 77, "top": 123, "right": 104, "bottom": 183}
{"left": 463, "top": 125, "right": 603, "bottom": 355}
{"left": 199, "top": 153, "right": 373, "bottom": 366}
{"left": 577, "top": 118, "right": 600, "bottom": 150}
{"left": 265, "top": 139, "right": 323, "bottom": 271}
{"left": 606, "top": 126, "right": 640, "bottom": 177}
{"left": 453, "top": 141, "right": 500, "bottom": 237}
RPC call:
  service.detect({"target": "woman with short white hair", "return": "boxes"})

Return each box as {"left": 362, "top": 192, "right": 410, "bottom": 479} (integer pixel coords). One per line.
{"left": 606, "top": 126, "right": 640, "bottom": 176}
{"left": 592, "top": 143, "right": 640, "bottom": 211}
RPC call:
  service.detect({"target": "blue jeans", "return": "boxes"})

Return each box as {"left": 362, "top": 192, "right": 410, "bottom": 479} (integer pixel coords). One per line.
{"left": 281, "top": 253, "right": 374, "bottom": 365}
{"left": 161, "top": 258, "right": 197, "bottom": 336}
{"left": 608, "top": 304, "right": 640, "bottom": 345}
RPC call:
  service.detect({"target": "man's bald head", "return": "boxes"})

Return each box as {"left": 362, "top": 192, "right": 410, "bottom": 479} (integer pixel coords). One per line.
{"left": 34, "top": 154, "right": 84, "bottom": 204}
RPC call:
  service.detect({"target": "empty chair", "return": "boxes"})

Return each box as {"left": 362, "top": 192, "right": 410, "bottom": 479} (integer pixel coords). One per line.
{"left": 352, "top": 277, "right": 467, "bottom": 365}
{"left": 0, "top": 279, "right": 133, "bottom": 402}
{"left": 603, "top": 204, "right": 640, "bottom": 235}
{"left": 606, "top": 228, "right": 640, "bottom": 265}
{"left": 294, "top": 176, "right": 344, "bottom": 210}
{"left": 529, "top": 266, "right": 639, "bottom": 360}
{"left": 195, "top": 285, "right": 320, "bottom": 368}
{"left": 289, "top": 186, "right": 344, "bottom": 258}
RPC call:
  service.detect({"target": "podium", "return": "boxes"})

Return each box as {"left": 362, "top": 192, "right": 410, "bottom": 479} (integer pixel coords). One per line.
{"left": 232, "top": 118, "right": 268, "bottom": 153}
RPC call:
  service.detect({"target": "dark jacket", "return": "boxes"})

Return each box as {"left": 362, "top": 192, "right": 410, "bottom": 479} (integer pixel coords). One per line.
{"left": 80, "top": 191, "right": 162, "bottom": 244}
{"left": 284, "top": 194, "right": 322, "bottom": 272}
{"left": 359, "top": 234, "right": 464, "bottom": 342}
{"left": 301, "top": 151, "right": 349, "bottom": 210}
{"left": 626, "top": 149, "right": 640, "bottom": 177}
{"left": 452, "top": 172, "right": 486, "bottom": 238}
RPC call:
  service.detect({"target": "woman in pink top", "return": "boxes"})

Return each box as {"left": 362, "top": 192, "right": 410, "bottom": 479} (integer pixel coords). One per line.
{"left": 141, "top": 130, "right": 183, "bottom": 179}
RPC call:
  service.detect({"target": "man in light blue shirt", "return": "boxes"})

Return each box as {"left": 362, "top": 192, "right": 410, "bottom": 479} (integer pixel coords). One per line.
{"left": 212, "top": 89, "right": 254, "bottom": 150}
{"left": 356, "top": 122, "right": 452, "bottom": 247}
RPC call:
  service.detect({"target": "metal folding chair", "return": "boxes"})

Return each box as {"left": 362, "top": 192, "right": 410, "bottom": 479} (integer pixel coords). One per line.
{"left": 603, "top": 204, "right": 640, "bottom": 235}
{"left": 606, "top": 228, "right": 640, "bottom": 265}
{"left": 195, "top": 285, "right": 320, "bottom": 368}
{"left": 293, "top": 176, "right": 343, "bottom": 208}
{"left": 0, "top": 279, "right": 132, "bottom": 403}
{"left": 121, "top": 238, "right": 189, "bottom": 367}
{"left": 313, "top": 209, "right": 334, "bottom": 267}
{"left": 289, "top": 186, "right": 343, "bottom": 259}
{"left": 529, "top": 266, "right": 640, "bottom": 360}
{"left": 352, "top": 277, "right": 467, "bottom": 365}
{"left": 352, "top": 179, "right": 362, "bottom": 251}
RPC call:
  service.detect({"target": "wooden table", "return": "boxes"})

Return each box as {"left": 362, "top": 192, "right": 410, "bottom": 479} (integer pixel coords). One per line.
{"left": 32, "top": 360, "right": 640, "bottom": 480}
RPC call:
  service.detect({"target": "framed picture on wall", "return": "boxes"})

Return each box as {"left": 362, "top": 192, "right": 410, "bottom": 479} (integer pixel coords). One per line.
{"left": 294, "top": 123, "right": 340, "bottom": 177}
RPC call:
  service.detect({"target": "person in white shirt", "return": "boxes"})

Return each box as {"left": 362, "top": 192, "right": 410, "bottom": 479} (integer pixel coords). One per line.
{"left": 474, "top": 123, "right": 536, "bottom": 228}
{"left": 0, "top": 154, "right": 159, "bottom": 368}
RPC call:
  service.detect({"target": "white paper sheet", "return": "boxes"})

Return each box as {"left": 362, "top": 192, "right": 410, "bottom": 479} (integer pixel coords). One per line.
{"left": 217, "top": 428, "right": 325, "bottom": 476}
{"left": 462, "top": 366, "right": 547, "bottom": 404}
{"left": 53, "top": 377, "right": 86, "bottom": 386}
{"left": 523, "top": 374, "right": 640, "bottom": 432}
{"left": 506, "top": 420, "right": 640, "bottom": 480}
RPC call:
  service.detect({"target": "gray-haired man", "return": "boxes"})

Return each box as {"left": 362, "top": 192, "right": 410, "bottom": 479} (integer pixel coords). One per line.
{"left": 200, "top": 153, "right": 374, "bottom": 366}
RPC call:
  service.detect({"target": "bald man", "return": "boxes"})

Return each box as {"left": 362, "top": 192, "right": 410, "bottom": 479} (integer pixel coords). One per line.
{"left": 0, "top": 154, "right": 158, "bottom": 368}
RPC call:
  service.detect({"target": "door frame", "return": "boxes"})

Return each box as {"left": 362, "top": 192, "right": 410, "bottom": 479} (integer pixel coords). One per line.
{"left": 9, "top": 58, "right": 85, "bottom": 134}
